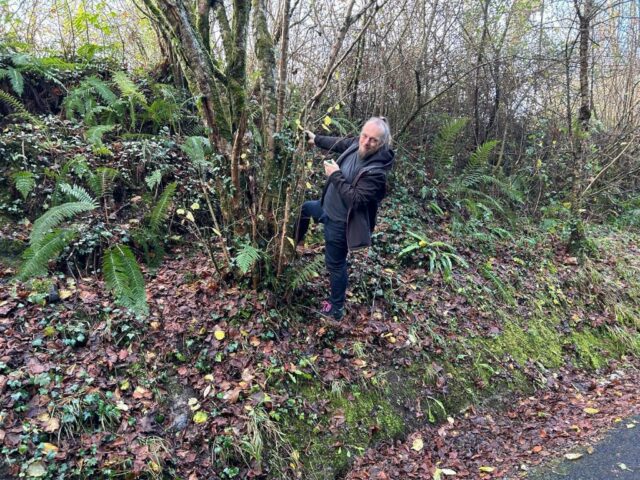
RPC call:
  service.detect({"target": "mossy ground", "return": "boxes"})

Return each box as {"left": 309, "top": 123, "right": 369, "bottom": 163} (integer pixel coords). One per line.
{"left": 279, "top": 378, "right": 408, "bottom": 479}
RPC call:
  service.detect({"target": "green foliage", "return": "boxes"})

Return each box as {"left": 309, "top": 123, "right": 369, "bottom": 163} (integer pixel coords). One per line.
{"left": 86, "top": 124, "right": 115, "bottom": 147}
{"left": 480, "top": 262, "right": 515, "bottom": 304}
{"left": 62, "top": 72, "right": 184, "bottom": 134}
{"left": 112, "top": 71, "right": 147, "bottom": 129}
{"left": 103, "top": 244, "right": 148, "bottom": 316}
{"left": 0, "top": 65, "right": 24, "bottom": 95}
{"left": 58, "top": 183, "right": 95, "bottom": 204}
{"left": 399, "top": 232, "right": 468, "bottom": 280}
{"left": 30, "top": 200, "right": 97, "bottom": 248}
{"left": 432, "top": 117, "right": 468, "bottom": 170}
{"left": 88, "top": 167, "right": 118, "bottom": 198}
{"left": 446, "top": 139, "right": 522, "bottom": 225}
{"left": 17, "top": 230, "right": 76, "bottom": 280}
{"left": 149, "top": 182, "right": 177, "bottom": 231}
{"left": 287, "top": 255, "right": 324, "bottom": 290}
{"left": 11, "top": 171, "right": 35, "bottom": 199}
{"left": 63, "top": 76, "right": 119, "bottom": 126}
{"left": 132, "top": 182, "right": 177, "bottom": 268}
{"left": 235, "top": 243, "right": 262, "bottom": 275}
{"left": 0, "top": 89, "right": 41, "bottom": 124}
{"left": 181, "top": 136, "right": 212, "bottom": 169}
{"left": 145, "top": 169, "right": 162, "bottom": 191}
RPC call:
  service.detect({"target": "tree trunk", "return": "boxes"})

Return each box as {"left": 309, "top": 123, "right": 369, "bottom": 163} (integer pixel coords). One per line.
{"left": 568, "top": 0, "right": 594, "bottom": 254}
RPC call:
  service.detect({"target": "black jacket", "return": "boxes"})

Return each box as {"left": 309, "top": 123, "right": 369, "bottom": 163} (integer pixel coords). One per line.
{"left": 315, "top": 135, "right": 395, "bottom": 250}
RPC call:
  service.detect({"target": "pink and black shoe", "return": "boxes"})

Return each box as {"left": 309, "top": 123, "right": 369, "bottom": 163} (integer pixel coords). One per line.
{"left": 320, "top": 300, "right": 344, "bottom": 321}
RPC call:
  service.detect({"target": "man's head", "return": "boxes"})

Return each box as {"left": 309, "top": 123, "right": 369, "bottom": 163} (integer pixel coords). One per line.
{"left": 358, "top": 117, "right": 391, "bottom": 159}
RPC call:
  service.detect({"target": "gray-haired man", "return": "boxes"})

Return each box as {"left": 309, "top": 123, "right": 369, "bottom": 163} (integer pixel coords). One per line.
{"left": 296, "top": 117, "right": 395, "bottom": 320}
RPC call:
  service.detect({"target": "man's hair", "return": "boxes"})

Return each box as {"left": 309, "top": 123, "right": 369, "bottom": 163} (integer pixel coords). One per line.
{"left": 364, "top": 116, "right": 392, "bottom": 147}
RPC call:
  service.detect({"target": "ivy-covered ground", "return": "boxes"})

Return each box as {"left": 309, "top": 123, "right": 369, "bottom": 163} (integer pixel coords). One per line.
{"left": 2, "top": 118, "right": 640, "bottom": 479}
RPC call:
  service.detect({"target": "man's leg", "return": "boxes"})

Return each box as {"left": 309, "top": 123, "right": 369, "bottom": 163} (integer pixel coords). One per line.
{"left": 295, "top": 200, "right": 324, "bottom": 245}
{"left": 323, "top": 218, "right": 348, "bottom": 313}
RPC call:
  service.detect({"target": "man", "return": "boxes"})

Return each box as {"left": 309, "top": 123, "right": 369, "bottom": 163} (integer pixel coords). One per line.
{"left": 296, "top": 117, "right": 395, "bottom": 320}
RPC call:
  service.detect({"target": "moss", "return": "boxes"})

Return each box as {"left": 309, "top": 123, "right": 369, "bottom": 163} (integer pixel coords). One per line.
{"left": 279, "top": 378, "right": 407, "bottom": 479}
{"left": 570, "top": 329, "right": 609, "bottom": 369}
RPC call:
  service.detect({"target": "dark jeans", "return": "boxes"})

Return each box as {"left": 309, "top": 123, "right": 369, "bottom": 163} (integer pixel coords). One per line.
{"left": 295, "top": 200, "right": 348, "bottom": 310}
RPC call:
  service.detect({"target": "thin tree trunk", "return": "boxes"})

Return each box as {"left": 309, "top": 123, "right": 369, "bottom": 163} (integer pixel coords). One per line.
{"left": 275, "top": 0, "right": 291, "bottom": 132}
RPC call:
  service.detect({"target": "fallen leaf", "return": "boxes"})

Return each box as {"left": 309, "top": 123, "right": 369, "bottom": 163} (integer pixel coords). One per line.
{"left": 214, "top": 330, "right": 225, "bottom": 341}
{"left": 564, "top": 453, "right": 583, "bottom": 460}
{"left": 193, "top": 411, "right": 208, "bottom": 424}
{"left": 58, "top": 289, "right": 73, "bottom": 300}
{"left": 44, "top": 416, "right": 60, "bottom": 433}
{"left": 133, "top": 387, "right": 151, "bottom": 399}
{"left": 479, "top": 466, "right": 495, "bottom": 473}
{"left": 583, "top": 407, "right": 599, "bottom": 414}
{"left": 188, "top": 398, "right": 201, "bottom": 411}
{"left": 26, "top": 462, "right": 47, "bottom": 477}
{"left": 41, "top": 442, "right": 58, "bottom": 454}
{"left": 411, "top": 436, "right": 424, "bottom": 451}
{"left": 532, "top": 445, "right": 543, "bottom": 453}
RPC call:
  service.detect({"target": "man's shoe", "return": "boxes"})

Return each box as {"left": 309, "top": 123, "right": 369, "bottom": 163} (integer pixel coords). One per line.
{"left": 320, "top": 300, "right": 344, "bottom": 321}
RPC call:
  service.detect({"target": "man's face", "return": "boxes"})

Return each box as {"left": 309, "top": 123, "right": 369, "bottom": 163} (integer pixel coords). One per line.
{"left": 358, "top": 122, "right": 384, "bottom": 159}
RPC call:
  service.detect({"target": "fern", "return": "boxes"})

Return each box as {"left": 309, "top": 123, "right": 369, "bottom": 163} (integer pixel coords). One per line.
{"left": 235, "top": 243, "right": 262, "bottom": 274}
{"left": 432, "top": 118, "right": 468, "bottom": 167}
{"left": 150, "top": 182, "right": 177, "bottom": 231}
{"left": 289, "top": 255, "right": 324, "bottom": 290}
{"left": 145, "top": 170, "right": 162, "bottom": 191}
{"left": 30, "top": 201, "right": 97, "bottom": 248}
{"left": 469, "top": 140, "right": 499, "bottom": 167}
{"left": 112, "top": 71, "right": 146, "bottom": 104}
{"left": 12, "top": 171, "right": 35, "bottom": 199}
{"left": 88, "top": 167, "right": 118, "bottom": 198}
{"left": 0, "top": 90, "right": 41, "bottom": 125}
{"left": 112, "top": 71, "right": 146, "bottom": 129}
{"left": 58, "top": 183, "right": 95, "bottom": 204}
{"left": 86, "top": 124, "right": 115, "bottom": 146}
{"left": 84, "top": 76, "right": 118, "bottom": 105}
{"left": 63, "top": 77, "right": 117, "bottom": 124}
{"left": 103, "top": 244, "right": 148, "bottom": 316}
{"left": 0, "top": 67, "right": 24, "bottom": 95}
{"left": 18, "top": 229, "right": 76, "bottom": 280}
{"left": 181, "top": 136, "right": 212, "bottom": 169}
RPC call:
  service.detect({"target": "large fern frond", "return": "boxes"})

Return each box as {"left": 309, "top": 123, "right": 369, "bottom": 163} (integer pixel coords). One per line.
{"left": 432, "top": 118, "right": 468, "bottom": 167}
{"left": 0, "top": 67, "right": 24, "bottom": 95}
{"left": 469, "top": 140, "right": 499, "bottom": 167}
{"left": 289, "top": 255, "right": 324, "bottom": 290}
{"left": 480, "top": 175, "right": 524, "bottom": 204}
{"left": 0, "top": 89, "right": 41, "bottom": 125}
{"left": 12, "top": 171, "right": 35, "bottom": 199}
{"left": 103, "top": 244, "right": 148, "bottom": 316}
{"left": 112, "top": 71, "right": 146, "bottom": 105}
{"left": 86, "top": 124, "right": 115, "bottom": 146}
{"left": 235, "top": 244, "right": 262, "bottom": 275}
{"left": 88, "top": 167, "right": 118, "bottom": 198}
{"left": 84, "top": 76, "right": 117, "bottom": 105}
{"left": 30, "top": 201, "right": 97, "bottom": 247}
{"left": 181, "top": 136, "right": 212, "bottom": 169}
{"left": 150, "top": 182, "right": 177, "bottom": 231}
{"left": 18, "top": 229, "right": 76, "bottom": 280}
{"left": 58, "top": 183, "right": 96, "bottom": 204}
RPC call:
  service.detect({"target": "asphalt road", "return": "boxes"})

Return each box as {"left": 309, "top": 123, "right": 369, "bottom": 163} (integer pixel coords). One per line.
{"left": 526, "top": 416, "right": 640, "bottom": 480}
